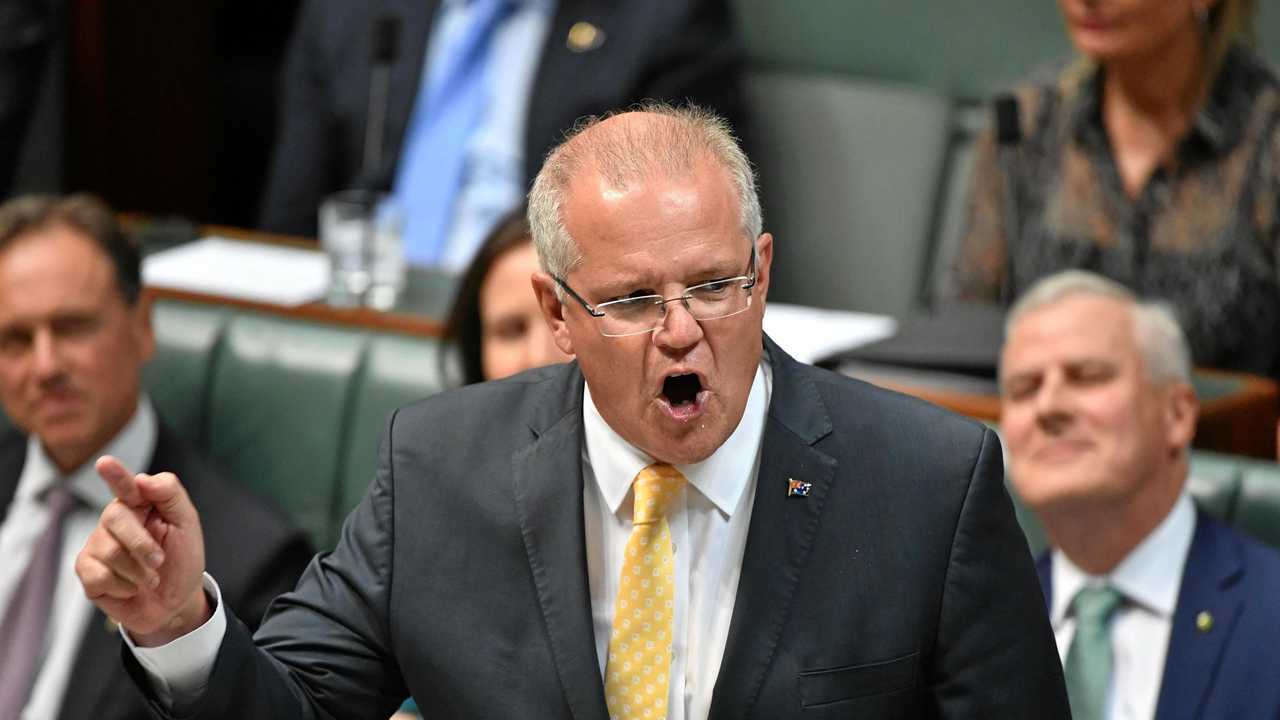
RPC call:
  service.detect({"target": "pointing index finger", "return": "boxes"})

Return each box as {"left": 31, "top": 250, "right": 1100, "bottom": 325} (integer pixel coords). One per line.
{"left": 96, "top": 456, "right": 146, "bottom": 508}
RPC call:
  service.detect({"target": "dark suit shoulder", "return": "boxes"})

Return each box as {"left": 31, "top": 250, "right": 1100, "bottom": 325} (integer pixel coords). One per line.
{"left": 797, "top": 361, "right": 991, "bottom": 474}
{"left": 389, "top": 362, "right": 579, "bottom": 443}
{"left": 1204, "top": 513, "right": 1280, "bottom": 610}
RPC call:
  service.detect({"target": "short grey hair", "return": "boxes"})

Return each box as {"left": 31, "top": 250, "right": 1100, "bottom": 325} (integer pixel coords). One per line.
{"left": 526, "top": 102, "right": 761, "bottom": 283}
{"left": 1005, "top": 270, "right": 1192, "bottom": 384}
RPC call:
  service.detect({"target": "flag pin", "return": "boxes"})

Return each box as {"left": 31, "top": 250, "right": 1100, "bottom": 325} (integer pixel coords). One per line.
{"left": 787, "top": 478, "right": 812, "bottom": 497}
{"left": 567, "top": 21, "right": 605, "bottom": 53}
{"left": 1196, "top": 611, "right": 1214, "bottom": 633}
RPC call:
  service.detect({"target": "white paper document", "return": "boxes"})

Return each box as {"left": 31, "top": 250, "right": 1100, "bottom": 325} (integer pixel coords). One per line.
{"left": 763, "top": 303, "right": 897, "bottom": 365}
{"left": 142, "top": 237, "right": 329, "bottom": 306}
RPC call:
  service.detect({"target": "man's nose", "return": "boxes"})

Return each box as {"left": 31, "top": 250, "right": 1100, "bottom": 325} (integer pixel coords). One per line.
{"left": 653, "top": 299, "right": 704, "bottom": 351}
{"left": 32, "top": 329, "right": 65, "bottom": 380}
{"left": 1033, "top": 372, "right": 1073, "bottom": 432}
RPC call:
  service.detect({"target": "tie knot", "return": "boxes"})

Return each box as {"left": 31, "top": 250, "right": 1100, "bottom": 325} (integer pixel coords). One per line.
{"left": 42, "top": 484, "right": 78, "bottom": 518}
{"left": 1072, "top": 585, "right": 1123, "bottom": 625}
{"left": 632, "top": 463, "right": 686, "bottom": 525}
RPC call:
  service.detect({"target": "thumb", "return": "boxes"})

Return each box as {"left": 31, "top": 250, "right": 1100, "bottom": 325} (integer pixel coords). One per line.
{"left": 135, "top": 472, "right": 195, "bottom": 524}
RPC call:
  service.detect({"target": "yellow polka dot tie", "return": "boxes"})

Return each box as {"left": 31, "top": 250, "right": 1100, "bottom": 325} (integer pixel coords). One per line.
{"left": 605, "top": 463, "right": 686, "bottom": 720}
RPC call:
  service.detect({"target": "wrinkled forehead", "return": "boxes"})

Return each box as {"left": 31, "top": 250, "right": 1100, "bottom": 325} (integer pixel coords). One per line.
{"left": 569, "top": 165, "right": 743, "bottom": 246}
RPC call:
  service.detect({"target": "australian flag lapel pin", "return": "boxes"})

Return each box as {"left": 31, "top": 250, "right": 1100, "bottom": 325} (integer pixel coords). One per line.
{"left": 787, "top": 478, "right": 812, "bottom": 497}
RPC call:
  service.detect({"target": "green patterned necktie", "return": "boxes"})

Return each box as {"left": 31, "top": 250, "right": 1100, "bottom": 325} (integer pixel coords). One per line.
{"left": 1064, "top": 585, "right": 1124, "bottom": 720}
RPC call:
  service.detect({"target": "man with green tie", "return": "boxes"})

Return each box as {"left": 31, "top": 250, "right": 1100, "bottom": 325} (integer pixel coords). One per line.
{"left": 1000, "top": 270, "right": 1280, "bottom": 720}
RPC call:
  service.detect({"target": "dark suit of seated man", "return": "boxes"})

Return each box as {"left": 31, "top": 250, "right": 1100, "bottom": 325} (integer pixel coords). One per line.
{"left": 78, "top": 106, "right": 1069, "bottom": 719}
{"left": 260, "top": 0, "right": 748, "bottom": 270}
{"left": 0, "top": 194, "right": 314, "bottom": 720}
{"left": 999, "top": 270, "right": 1280, "bottom": 720}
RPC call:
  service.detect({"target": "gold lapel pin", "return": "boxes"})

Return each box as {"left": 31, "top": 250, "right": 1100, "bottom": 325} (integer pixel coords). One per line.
{"left": 567, "top": 21, "right": 605, "bottom": 53}
{"left": 787, "top": 478, "right": 812, "bottom": 497}
{"left": 1196, "top": 611, "right": 1214, "bottom": 633}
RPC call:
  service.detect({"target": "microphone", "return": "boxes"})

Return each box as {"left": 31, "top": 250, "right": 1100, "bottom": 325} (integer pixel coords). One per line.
{"left": 994, "top": 94, "right": 1021, "bottom": 147}
{"left": 361, "top": 15, "right": 401, "bottom": 191}
{"left": 992, "top": 94, "right": 1022, "bottom": 304}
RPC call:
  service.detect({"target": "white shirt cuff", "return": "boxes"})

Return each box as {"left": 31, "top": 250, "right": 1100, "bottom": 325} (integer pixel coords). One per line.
{"left": 121, "top": 573, "right": 227, "bottom": 710}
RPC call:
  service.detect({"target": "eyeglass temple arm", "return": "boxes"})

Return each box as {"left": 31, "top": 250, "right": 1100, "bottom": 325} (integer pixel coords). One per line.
{"left": 743, "top": 242, "right": 758, "bottom": 289}
{"left": 553, "top": 275, "right": 606, "bottom": 317}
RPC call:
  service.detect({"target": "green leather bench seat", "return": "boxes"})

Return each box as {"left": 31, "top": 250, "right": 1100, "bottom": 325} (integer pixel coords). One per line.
{"left": 1010, "top": 451, "right": 1280, "bottom": 557}
{"left": 747, "top": 70, "right": 952, "bottom": 315}
{"left": 144, "top": 299, "right": 448, "bottom": 550}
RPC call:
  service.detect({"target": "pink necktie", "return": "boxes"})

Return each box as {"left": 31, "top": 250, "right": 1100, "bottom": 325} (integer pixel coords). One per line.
{"left": 0, "top": 484, "right": 78, "bottom": 716}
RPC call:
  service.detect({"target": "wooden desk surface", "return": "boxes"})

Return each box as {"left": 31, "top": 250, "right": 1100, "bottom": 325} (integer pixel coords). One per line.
{"left": 141, "top": 223, "right": 452, "bottom": 338}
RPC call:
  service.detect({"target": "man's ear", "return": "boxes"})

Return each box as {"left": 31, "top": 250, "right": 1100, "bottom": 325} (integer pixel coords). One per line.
{"left": 754, "top": 232, "right": 773, "bottom": 302}
{"left": 1165, "top": 381, "right": 1199, "bottom": 453}
{"left": 531, "top": 271, "right": 575, "bottom": 356}
{"left": 133, "top": 290, "right": 157, "bottom": 363}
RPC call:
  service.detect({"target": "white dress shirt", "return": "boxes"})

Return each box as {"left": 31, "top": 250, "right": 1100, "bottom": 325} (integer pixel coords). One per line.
{"left": 0, "top": 397, "right": 156, "bottom": 720}
{"left": 1050, "top": 491, "right": 1196, "bottom": 720}
{"left": 402, "top": 0, "right": 553, "bottom": 270}
{"left": 130, "top": 361, "right": 772, "bottom": 720}
{"left": 583, "top": 362, "right": 770, "bottom": 720}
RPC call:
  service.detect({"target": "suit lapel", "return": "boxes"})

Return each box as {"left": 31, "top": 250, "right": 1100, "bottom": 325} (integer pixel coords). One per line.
{"left": 58, "top": 609, "right": 134, "bottom": 720}
{"left": 0, "top": 427, "right": 25, "bottom": 517}
{"left": 708, "top": 338, "right": 836, "bottom": 720}
{"left": 1154, "top": 513, "right": 1245, "bottom": 720}
{"left": 513, "top": 366, "right": 609, "bottom": 720}
{"left": 1036, "top": 552, "right": 1053, "bottom": 614}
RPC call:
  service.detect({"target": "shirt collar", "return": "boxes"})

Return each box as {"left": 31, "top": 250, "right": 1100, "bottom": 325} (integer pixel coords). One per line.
{"left": 17, "top": 395, "right": 158, "bottom": 511}
{"left": 583, "top": 359, "right": 771, "bottom": 519}
{"left": 1050, "top": 490, "right": 1196, "bottom": 627}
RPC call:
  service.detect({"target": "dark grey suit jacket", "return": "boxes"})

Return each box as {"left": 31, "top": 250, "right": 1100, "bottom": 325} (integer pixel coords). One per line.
{"left": 127, "top": 338, "right": 1068, "bottom": 718}
{"left": 258, "top": 0, "right": 748, "bottom": 236}
{"left": 0, "top": 423, "right": 314, "bottom": 720}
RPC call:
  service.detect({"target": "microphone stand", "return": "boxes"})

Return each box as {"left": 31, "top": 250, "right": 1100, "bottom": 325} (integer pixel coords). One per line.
{"left": 993, "top": 94, "right": 1022, "bottom": 305}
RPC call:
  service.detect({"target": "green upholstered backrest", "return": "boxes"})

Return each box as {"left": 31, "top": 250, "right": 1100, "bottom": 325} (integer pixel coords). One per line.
{"left": 1008, "top": 450, "right": 1280, "bottom": 557}
{"left": 747, "top": 70, "right": 952, "bottom": 314}
{"left": 205, "top": 314, "right": 369, "bottom": 549}
{"left": 144, "top": 299, "right": 449, "bottom": 550}
{"left": 1189, "top": 450, "right": 1280, "bottom": 548}
{"left": 143, "top": 301, "right": 232, "bottom": 442}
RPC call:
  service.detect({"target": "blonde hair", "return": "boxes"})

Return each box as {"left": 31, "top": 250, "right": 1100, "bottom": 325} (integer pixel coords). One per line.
{"left": 1059, "top": 0, "right": 1257, "bottom": 99}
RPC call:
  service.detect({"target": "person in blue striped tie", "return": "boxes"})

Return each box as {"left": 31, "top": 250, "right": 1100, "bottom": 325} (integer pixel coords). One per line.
{"left": 259, "top": 0, "right": 748, "bottom": 273}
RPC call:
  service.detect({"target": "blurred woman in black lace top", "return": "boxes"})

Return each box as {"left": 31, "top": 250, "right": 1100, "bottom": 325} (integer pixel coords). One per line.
{"left": 953, "top": 0, "right": 1280, "bottom": 377}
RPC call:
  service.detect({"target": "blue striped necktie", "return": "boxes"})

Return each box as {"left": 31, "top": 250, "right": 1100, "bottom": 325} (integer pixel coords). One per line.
{"left": 395, "top": 0, "right": 514, "bottom": 266}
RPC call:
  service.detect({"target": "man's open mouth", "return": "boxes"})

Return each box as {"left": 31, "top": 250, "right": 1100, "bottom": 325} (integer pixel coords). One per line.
{"left": 663, "top": 373, "right": 702, "bottom": 407}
